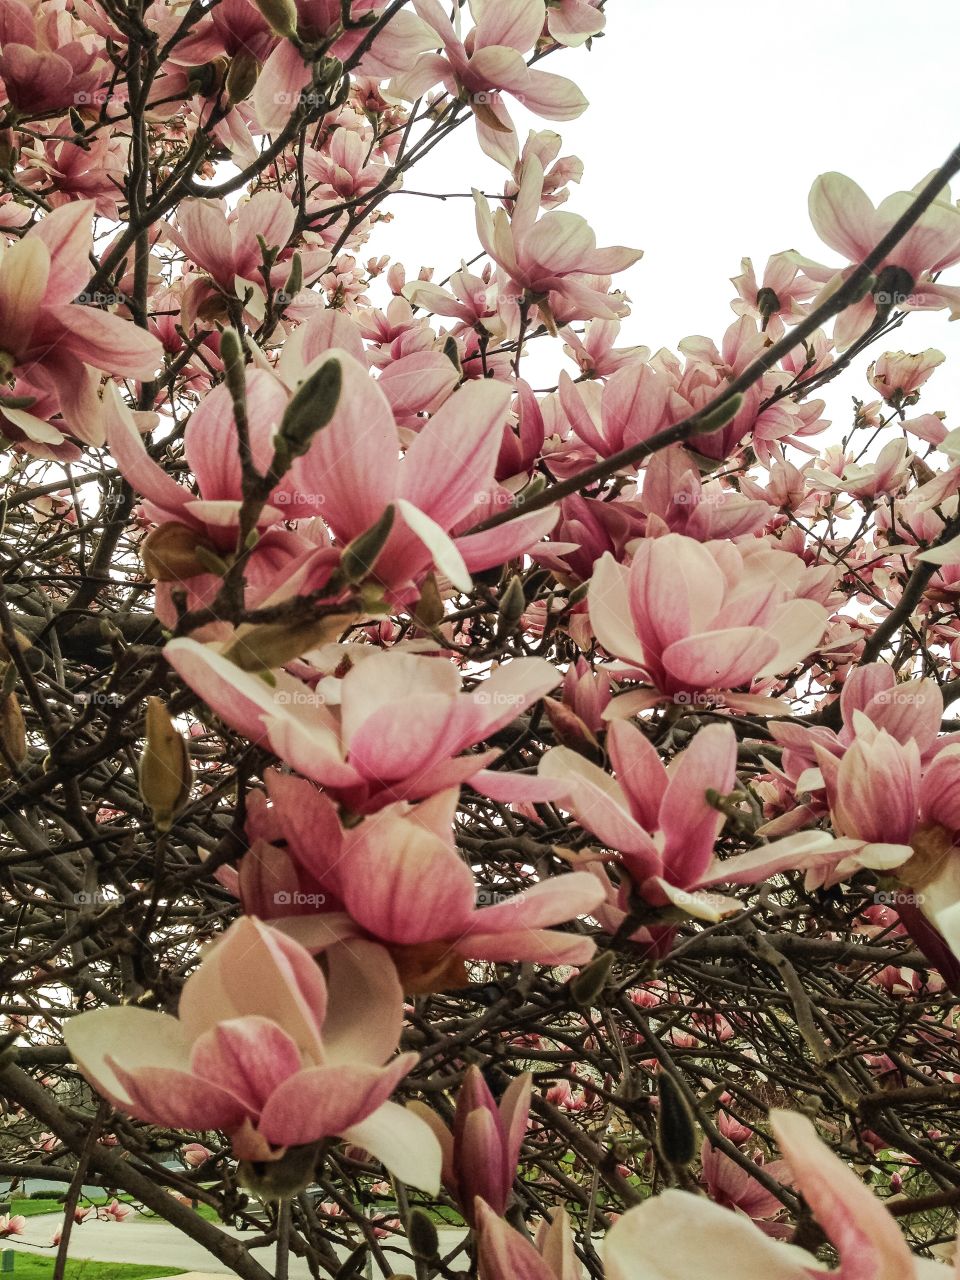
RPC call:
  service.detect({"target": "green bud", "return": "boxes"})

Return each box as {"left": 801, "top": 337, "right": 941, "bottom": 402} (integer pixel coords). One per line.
{"left": 138, "top": 698, "right": 192, "bottom": 832}
{"left": 691, "top": 392, "right": 743, "bottom": 437}
{"left": 275, "top": 359, "right": 343, "bottom": 467}
{"left": 656, "top": 1072, "right": 698, "bottom": 1169}
{"left": 225, "top": 50, "right": 259, "bottom": 104}
{"left": 281, "top": 253, "right": 302, "bottom": 305}
{"left": 338, "top": 504, "right": 395, "bottom": 585}
{"left": 441, "top": 333, "right": 461, "bottom": 373}
{"left": 223, "top": 611, "right": 361, "bottom": 672}
{"left": 407, "top": 1208, "right": 439, "bottom": 1259}
{"left": 413, "top": 573, "right": 445, "bottom": 629}
{"left": 570, "top": 950, "right": 615, "bottom": 1007}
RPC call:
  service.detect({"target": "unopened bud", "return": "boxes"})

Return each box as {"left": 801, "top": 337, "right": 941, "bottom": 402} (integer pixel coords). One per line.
{"left": 275, "top": 358, "right": 343, "bottom": 469}
{"left": 496, "top": 575, "right": 525, "bottom": 634}
{"left": 282, "top": 253, "right": 302, "bottom": 302}
{"left": 138, "top": 698, "right": 192, "bottom": 832}
{"left": 0, "top": 692, "right": 26, "bottom": 769}
{"left": 407, "top": 1208, "right": 439, "bottom": 1259}
{"left": 225, "top": 50, "right": 259, "bottom": 105}
{"left": 413, "top": 573, "right": 444, "bottom": 629}
{"left": 338, "top": 505, "right": 394, "bottom": 585}
{"left": 692, "top": 392, "right": 743, "bottom": 437}
{"left": 656, "top": 1073, "right": 698, "bottom": 1169}
{"left": 250, "top": 0, "right": 298, "bottom": 40}
{"left": 223, "top": 611, "right": 361, "bottom": 672}
{"left": 570, "top": 950, "right": 615, "bottom": 1007}
{"left": 141, "top": 522, "right": 217, "bottom": 582}
{"left": 238, "top": 1143, "right": 318, "bottom": 1199}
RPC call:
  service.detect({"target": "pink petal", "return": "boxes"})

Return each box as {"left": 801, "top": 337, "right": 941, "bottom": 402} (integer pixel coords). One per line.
{"left": 290, "top": 349, "right": 400, "bottom": 541}
{"left": 48, "top": 304, "right": 164, "bottom": 378}
{"left": 659, "top": 723, "right": 736, "bottom": 887}
{"left": 258, "top": 1055, "right": 416, "bottom": 1147}
{"left": 808, "top": 172, "right": 876, "bottom": 263}
{"left": 190, "top": 1015, "right": 303, "bottom": 1111}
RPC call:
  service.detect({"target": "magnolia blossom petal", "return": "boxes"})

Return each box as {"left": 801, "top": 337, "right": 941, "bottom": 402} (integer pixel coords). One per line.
{"left": 342, "top": 1101, "right": 442, "bottom": 1193}
{"left": 603, "top": 1188, "right": 814, "bottom": 1280}
{"left": 258, "top": 1055, "right": 416, "bottom": 1148}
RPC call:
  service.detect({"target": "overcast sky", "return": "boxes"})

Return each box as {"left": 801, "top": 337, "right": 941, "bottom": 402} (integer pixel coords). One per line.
{"left": 374, "top": 0, "right": 960, "bottom": 401}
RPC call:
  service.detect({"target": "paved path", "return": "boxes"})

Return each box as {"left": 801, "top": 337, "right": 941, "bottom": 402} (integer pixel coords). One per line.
{"left": 4, "top": 1212, "right": 468, "bottom": 1277}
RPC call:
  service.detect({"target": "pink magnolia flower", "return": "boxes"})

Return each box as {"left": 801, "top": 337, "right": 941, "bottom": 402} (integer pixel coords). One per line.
{"left": 545, "top": 0, "right": 605, "bottom": 47}
{"left": 474, "top": 155, "right": 642, "bottom": 323}
{"left": 867, "top": 349, "right": 945, "bottom": 407}
{"left": 0, "top": 202, "right": 163, "bottom": 446}
{"left": 105, "top": 369, "right": 311, "bottom": 553}
{"left": 604, "top": 1110, "right": 951, "bottom": 1279}
{"left": 560, "top": 317, "right": 650, "bottom": 378}
{"left": 638, "top": 445, "right": 769, "bottom": 541}
{"left": 0, "top": 1214, "right": 25, "bottom": 1238}
{"left": 63, "top": 916, "right": 441, "bottom": 1189}
{"left": 812, "top": 716, "right": 921, "bottom": 871}
{"left": 410, "top": 1065, "right": 531, "bottom": 1222}
{"left": 730, "top": 251, "right": 819, "bottom": 337}
{"left": 100, "top": 1198, "right": 134, "bottom": 1222}
{"left": 808, "top": 437, "right": 911, "bottom": 500}
{"left": 181, "top": 1142, "right": 214, "bottom": 1169}
{"left": 587, "top": 534, "right": 831, "bottom": 715}
{"left": 475, "top": 1201, "right": 580, "bottom": 1280}
{"left": 699, "top": 1140, "right": 793, "bottom": 1237}
{"left": 390, "top": 0, "right": 587, "bottom": 169}
{"left": 281, "top": 350, "right": 557, "bottom": 598}
{"left": 0, "top": 0, "right": 107, "bottom": 114}
{"left": 167, "top": 191, "right": 327, "bottom": 318}
{"left": 165, "top": 643, "right": 562, "bottom": 813}
{"left": 807, "top": 171, "right": 960, "bottom": 349}
{"left": 540, "top": 720, "right": 856, "bottom": 923}
{"left": 230, "top": 774, "right": 604, "bottom": 989}
{"left": 252, "top": 0, "right": 436, "bottom": 133}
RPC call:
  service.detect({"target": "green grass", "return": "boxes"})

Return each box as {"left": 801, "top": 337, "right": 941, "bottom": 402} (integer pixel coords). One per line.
{"left": 8, "top": 1202, "right": 63, "bottom": 1219}
{"left": 0, "top": 1260, "right": 183, "bottom": 1279}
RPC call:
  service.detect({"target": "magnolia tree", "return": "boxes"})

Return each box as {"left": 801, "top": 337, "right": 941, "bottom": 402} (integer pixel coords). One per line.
{"left": 1, "top": 0, "right": 960, "bottom": 1277}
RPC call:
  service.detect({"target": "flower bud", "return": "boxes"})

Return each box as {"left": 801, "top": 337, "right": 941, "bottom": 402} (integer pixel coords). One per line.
{"left": 655, "top": 1072, "right": 698, "bottom": 1169}
{"left": 0, "top": 691, "right": 26, "bottom": 771}
{"left": 570, "top": 950, "right": 614, "bottom": 1006}
{"left": 138, "top": 697, "right": 192, "bottom": 832}
{"left": 251, "top": 0, "right": 298, "bottom": 40}
{"left": 225, "top": 50, "right": 260, "bottom": 105}
{"left": 142, "top": 522, "right": 217, "bottom": 582}
{"left": 274, "top": 358, "right": 343, "bottom": 470}
{"left": 222, "top": 611, "right": 362, "bottom": 672}
{"left": 338, "top": 505, "right": 394, "bottom": 585}
{"left": 407, "top": 1207, "right": 439, "bottom": 1259}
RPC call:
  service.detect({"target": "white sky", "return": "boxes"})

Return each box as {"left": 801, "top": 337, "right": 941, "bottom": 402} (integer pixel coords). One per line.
{"left": 373, "top": 0, "right": 960, "bottom": 406}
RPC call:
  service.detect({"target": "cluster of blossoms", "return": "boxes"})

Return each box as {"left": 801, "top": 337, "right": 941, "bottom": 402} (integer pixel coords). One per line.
{"left": 2, "top": 0, "right": 960, "bottom": 1275}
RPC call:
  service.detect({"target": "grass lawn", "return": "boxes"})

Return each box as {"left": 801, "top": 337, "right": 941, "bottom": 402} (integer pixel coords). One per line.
{"left": 0, "top": 1259, "right": 182, "bottom": 1279}
{"left": 11, "top": 1196, "right": 221, "bottom": 1224}
{"left": 7, "top": 1202, "right": 63, "bottom": 1219}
